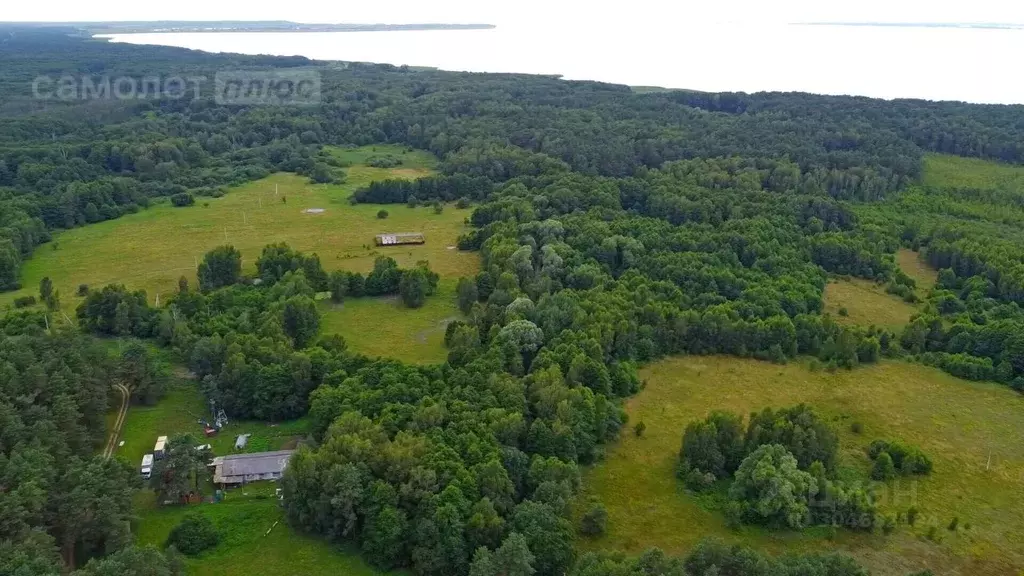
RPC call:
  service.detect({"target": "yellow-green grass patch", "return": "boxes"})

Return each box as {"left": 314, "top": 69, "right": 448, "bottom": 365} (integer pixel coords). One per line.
{"left": 896, "top": 249, "right": 938, "bottom": 291}
{"left": 823, "top": 277, "right": 918, "bottom": 329}
{"left": 0, "top": 152, "right": 478, "bottom": 313}
{"left": 320, "top": 278, "right": 463, "bottom": 364}
{"left": 578, "top": 356, "right": 1024, "bottom": 575}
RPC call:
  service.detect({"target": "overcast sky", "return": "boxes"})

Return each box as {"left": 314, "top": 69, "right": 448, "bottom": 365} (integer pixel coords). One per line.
{"left": 4, "top": 0, "right": 1024, "bottom": 26}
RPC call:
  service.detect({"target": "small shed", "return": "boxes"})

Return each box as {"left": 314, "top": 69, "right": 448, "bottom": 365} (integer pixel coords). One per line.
{"left": 375, "top": 232, "right": 425, "bottom": 247}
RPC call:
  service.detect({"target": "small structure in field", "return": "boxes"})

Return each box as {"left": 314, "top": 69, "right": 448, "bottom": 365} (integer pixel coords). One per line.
{"left": 211, "top": 450, "right": 296, "bottom": 486}
{"left": 375, "top": 232, "right": 425, "bottom": 247}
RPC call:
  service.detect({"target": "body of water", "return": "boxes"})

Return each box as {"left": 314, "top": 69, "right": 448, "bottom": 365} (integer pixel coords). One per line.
{"left": 102, "top": 23, "right": 1024, "bottom": 104}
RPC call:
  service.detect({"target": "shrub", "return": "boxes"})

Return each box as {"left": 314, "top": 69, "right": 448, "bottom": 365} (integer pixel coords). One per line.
{"left": 838, "top": 306, "right": 849, "bottom": 317}
{"left": 170, "top": 193, "right": 195, "bottom": 207}
{"left": 633, "top": 421, "right": 646, "bottom": 437}
{"left": 870, "top": 451, "right": 896, "bottom": 481}
{"left": 580, "top": 503, "right": 608, "bottom": 536}
{"left": 13, "top": 295, "right": 37, "bottom": 308}
{"left": 948, "top": 517, "right": 959, "bottom": 531}
{"left": 456, "top": 197, "right": 471, "bottom": 209}
{"left": 377, "top": 209, "right": 389, "bottom": 219}
{"left": 166, "top": 514, "right": 219, "bottom": 556}
{"left": 850, "top": 421, "right": 863, "bottom": 434}
{"left": 366, "top": 155, "right": 402, "bottom": 168}
{"left": 867, "top": 440, "right": 932, "bottom": 475}
{"left": 433, "top": 201, "right": 444, "bottom": 214}
{"left": 77, "top": 284, "right": 90, "bottom": 296}
{"left": 907, "top": 507, "right": 918, "bottom": 526}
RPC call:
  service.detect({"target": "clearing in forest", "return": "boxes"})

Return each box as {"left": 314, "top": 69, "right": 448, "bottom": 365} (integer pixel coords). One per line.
{"left": 922, "top": 153, "right": 1024, "bottom": 193}
{"left": 0, "top": 145, "right": 478, "bottom": 362}
{"left": 578, "top": 356, "right": 1024, "bottom": 576}
{"left": 320, "top": 277, "right": 462, "bottom": 364}
{"left": 822, "top": 277, "right": 919, "bottom": 329}
{"left": 114, "top": 375, "right": 393, "bottom": 576}
{"left": 895, "top": 248, "right": 938, "bottom": 291}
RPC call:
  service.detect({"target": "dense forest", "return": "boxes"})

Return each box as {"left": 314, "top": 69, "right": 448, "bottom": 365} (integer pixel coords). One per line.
{"left": 2, "top": 24, "right": 1023, "bottom": 576}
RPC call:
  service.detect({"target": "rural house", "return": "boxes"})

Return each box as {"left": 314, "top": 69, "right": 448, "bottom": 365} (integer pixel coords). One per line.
{"left": 211, "top": 450, "right": 296, "bottom": 486}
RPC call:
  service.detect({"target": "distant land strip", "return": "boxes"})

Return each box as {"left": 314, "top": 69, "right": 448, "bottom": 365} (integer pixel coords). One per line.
{"left": 793, "top": 22, "right": 1024, "bottom": 30}
{"left": 2, "top": 21, "right": 497, "bottom": 34}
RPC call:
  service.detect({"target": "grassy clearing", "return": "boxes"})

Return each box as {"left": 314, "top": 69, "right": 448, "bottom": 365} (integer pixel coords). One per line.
{"left": 320, "top": 277, "right": 462, "bottom": 364}
{"left": 922, "top": 153, "right": 1024, "bottom": 193}
{"left": 578, "top": 356, "right": 1024, "bottom": 575}
{"left": 0, "top": 145, "right": 476, "bottom": 313}
{"left": 896, "top": 248, "right": 938, "bottom": 291}
{"left": 134, "top": 482, "right": 393, "bottom": 576}
{"left": 118, "top": 377, "right": 388, "bottom": 575}
{"left": 113, "top": 378, "right": 309, "bottom": 470}
{"left": 822, "top": 277, "right": 919, "bottom": 329}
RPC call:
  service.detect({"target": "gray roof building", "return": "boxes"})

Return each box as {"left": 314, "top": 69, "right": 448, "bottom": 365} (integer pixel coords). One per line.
{"left": 211, "top": 450, "right": 295, "bottom": 485}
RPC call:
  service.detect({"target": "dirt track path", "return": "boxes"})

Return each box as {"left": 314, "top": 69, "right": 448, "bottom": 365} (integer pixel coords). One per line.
{"left": 103, "top": 383, "right": 131, "bottom": 459}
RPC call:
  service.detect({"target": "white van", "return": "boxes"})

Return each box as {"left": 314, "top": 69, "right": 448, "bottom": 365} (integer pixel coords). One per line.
{"left": 141, "top": 453, "right": 154, "bottom": 479}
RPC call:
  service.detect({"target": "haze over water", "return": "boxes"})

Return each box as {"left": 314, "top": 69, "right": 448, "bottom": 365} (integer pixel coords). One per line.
{"left": 103, "top": 22, "right": 1024, "bottom": 104}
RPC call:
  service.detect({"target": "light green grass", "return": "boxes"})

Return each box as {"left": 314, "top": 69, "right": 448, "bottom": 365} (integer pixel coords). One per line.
{"left": 134, "top": 482, "right": 395, "bottom": 576}
{"left": 321, "top": 278, "right": 462, "bottom": 364}
{"left": 922, "top": 153, "right": 1024, "bottom": 193}
{"left": 822, "top": 277, "right": 919, "bottom": 330}
{"left": 0, "top": 146, "right": 476, "bottom": 313}
{"left": 329, "top": 143, "right": 436, "bottom": 173}
{"left": 579, "top": 356, "right": 1024, "bottom": 575}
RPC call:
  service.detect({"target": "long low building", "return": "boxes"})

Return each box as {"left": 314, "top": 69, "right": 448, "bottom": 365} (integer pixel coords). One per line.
{"left": 211, "top": 450, "right": 295, "bottom": 486}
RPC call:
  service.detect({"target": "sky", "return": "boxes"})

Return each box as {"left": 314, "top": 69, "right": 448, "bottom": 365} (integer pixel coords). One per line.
{"left": 4, "top": 0, "right": 1024, "bottom": 27}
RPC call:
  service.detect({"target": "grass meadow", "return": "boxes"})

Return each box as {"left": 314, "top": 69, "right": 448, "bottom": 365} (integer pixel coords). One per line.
{"left": 822, "top": 277, "right": 920, "bottom": 330}
{"left": 1, "top": 144, "right": 478, "bottom": 363}
{"left": 320, "top": 277, "right": 463, "bottom": 364}
{"left": 896, "top": 248, "right": 938, "bottom": 291}
{"left": 134, "top": 482, "right": 394, "bottom": 576}
{"left": 577, "top": 356, "right": 1024, "bottom": 575}
{"left": 921, "top": 153, "right": 1024, "bottom": 192}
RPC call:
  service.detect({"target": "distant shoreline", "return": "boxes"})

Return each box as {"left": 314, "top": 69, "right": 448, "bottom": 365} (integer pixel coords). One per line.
{"left": 6, "top": 21, "right": 496, "bottom": 34}
{"left": 794, "top": 22, "right": 1024, "bottom": 30}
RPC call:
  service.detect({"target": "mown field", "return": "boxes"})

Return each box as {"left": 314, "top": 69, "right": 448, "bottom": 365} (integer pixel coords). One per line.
{"left": 577, "top": 356, "right": 1024, "bottom": 576}
{"left": 0, "top": 144, "right": 479, "bottom": 362}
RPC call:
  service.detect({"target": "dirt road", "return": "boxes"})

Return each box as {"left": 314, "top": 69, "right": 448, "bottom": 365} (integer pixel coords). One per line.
{"left": 103, "top": 383, "right": 131, "bottom": 459}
